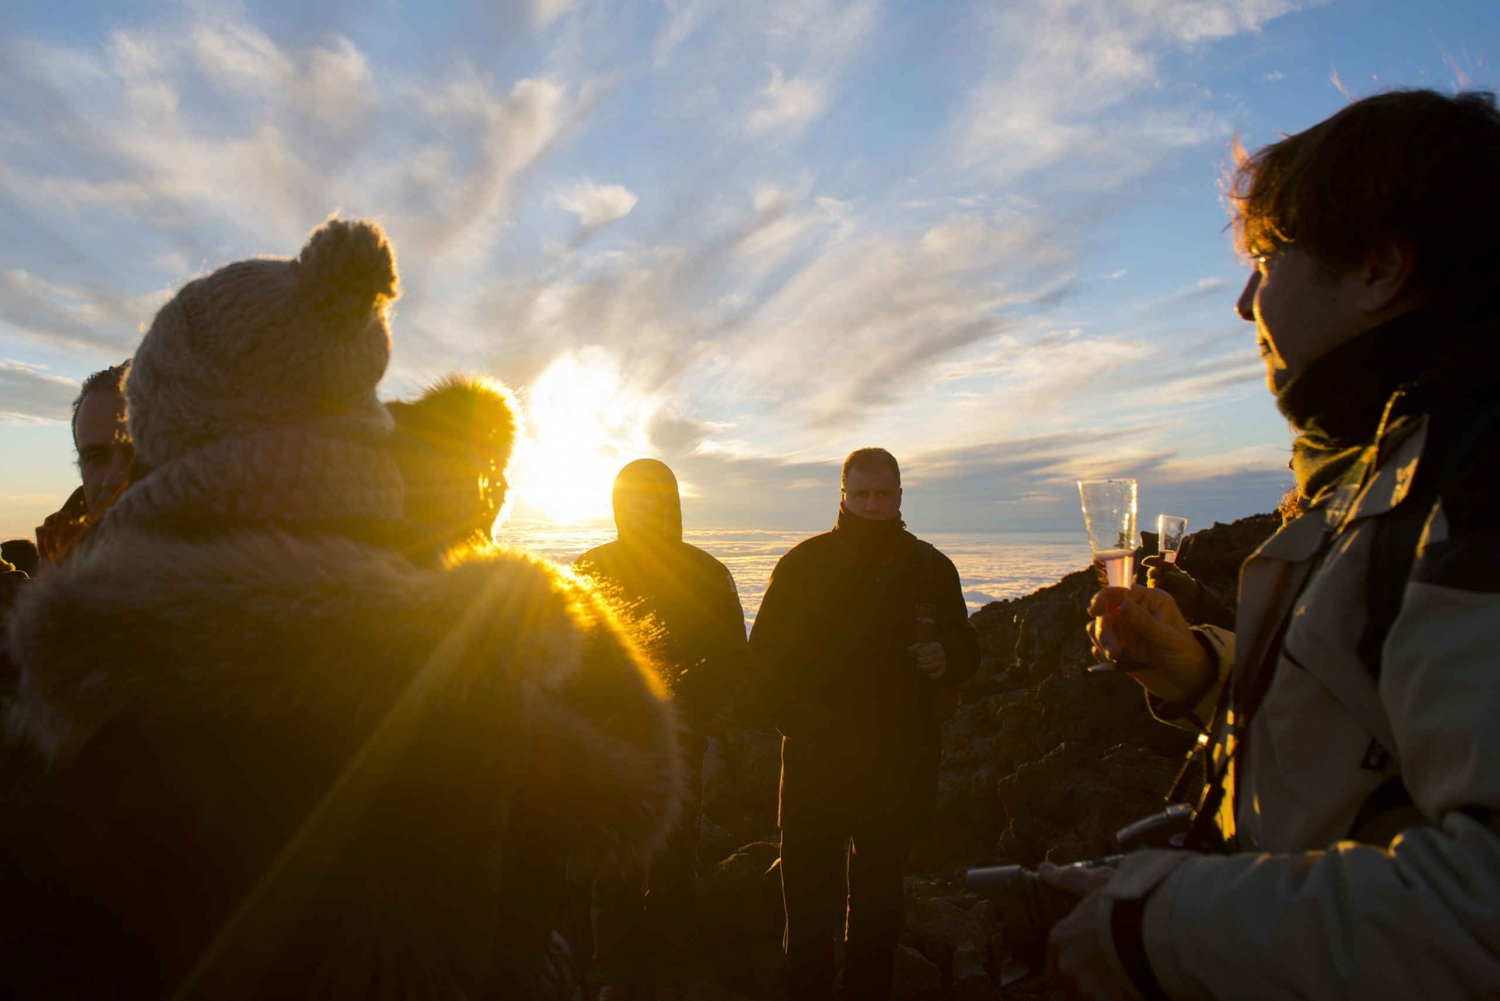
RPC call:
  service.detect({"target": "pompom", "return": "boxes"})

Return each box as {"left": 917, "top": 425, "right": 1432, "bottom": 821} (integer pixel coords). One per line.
{"left": 295, "top": 216, "right": 399, "bottom": 329}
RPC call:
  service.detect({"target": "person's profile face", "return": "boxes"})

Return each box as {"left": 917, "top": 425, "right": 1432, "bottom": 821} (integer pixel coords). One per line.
{"left": 1237, "top": 246, "right": 1369, "bottom": 395}
{"left": 841, "top": 465, "right": 902, "bottom": 521}
{"left": 74, "top": 387, "right": 133, "bottom": 515}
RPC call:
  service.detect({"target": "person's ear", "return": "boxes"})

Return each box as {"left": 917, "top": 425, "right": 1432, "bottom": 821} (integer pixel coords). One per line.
{"left": 1355, "top": 238, "right": 1421, "bottom": 315}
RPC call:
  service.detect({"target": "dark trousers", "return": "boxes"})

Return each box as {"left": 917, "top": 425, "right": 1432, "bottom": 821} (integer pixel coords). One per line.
{"left": 780, "top": 827, "right": 908, "bottom": 1001}
{"left": 592, "top": 734, "right": 705, "bottom": 989}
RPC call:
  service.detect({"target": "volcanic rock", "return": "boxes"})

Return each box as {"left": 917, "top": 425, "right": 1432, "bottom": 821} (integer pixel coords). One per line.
{"left": 892, "top": 944, "right": 943, "bottom": 1000}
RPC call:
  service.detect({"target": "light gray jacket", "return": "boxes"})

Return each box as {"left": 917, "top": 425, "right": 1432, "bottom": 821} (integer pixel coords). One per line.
{"left": 1102, "top": 411, "right": 1500, "bottom": 999}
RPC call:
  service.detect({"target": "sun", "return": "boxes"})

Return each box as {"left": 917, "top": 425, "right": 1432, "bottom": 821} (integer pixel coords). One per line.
{"left": 505, "top": 351, "right": 653, "bottom": 525}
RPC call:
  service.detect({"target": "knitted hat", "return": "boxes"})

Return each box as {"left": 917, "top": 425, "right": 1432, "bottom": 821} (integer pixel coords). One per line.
{"left": 127, "top": 217, "right": 400, "bottom": 468}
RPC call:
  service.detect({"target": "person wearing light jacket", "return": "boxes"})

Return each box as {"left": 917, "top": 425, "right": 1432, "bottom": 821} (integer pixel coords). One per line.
{"left": 1052, "top": 89, "right": 1500, "bottom": 1000}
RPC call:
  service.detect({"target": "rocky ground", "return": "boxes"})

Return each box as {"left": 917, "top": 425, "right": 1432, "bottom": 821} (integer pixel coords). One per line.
{"left": 630, "top": 513, "right": 1281, "bottom": 1000}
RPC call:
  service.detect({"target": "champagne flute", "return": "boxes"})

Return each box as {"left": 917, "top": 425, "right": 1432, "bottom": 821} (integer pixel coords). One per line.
{"left": 1079, "top": 478, "right": 1137, "bottom": 673}
{"left": 1078, "top": 479, "right": 1138, "bottom": 589}
{"left": 1157, "top": 515, "right": 1188, "bottom": 564}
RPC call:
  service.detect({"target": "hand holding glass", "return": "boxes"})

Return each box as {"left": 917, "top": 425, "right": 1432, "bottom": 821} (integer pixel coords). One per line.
{"left": 1157, "top": 515, "right": 1188, "bottom": 564}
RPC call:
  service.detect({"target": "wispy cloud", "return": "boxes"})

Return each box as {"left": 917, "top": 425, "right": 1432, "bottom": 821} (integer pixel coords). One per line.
{"left": 0, "top": 4, "right": 587, "bottom": 373}
{"left": 0, "top": 0, "right": 1324, "bottom": 534}
{"left": 0, "top": 270, "right": 157, "bottom": 354}
{"left": 951, "top": 0, "right": 1301, "bottom": 187}
{"left": 744, "top": 64, "right": 831, "bottom": 136}
{"left": 0, "top": 359, "right": 78, "bottom": 423}
{"left": 557, "top": 179, "right": 639, "bottom": 230}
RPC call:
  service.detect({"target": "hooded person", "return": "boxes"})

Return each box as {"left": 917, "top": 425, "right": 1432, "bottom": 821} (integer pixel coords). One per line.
{"left": 0, "top": 218, "right": 684, "bottom": 999}
{"left": 574, "top": 459, "right": 748, "bottom": 998}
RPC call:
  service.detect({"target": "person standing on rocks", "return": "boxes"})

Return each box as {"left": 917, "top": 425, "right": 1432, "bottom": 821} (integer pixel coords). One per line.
{"left": 1058, "top": 90, "right": 1500, "bottom": 999}
{"left": 748, "top": 447, "right": 979, "bottom": 1001}
{"left": 575, "top": 458, "right": 748, "bottom": 1001}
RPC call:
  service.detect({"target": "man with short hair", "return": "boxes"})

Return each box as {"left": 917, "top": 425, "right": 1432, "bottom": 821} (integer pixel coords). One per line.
{"left": 35, "top": 361, "right": 134, "bottom": 562}
{"left": 750, "top": 448, "right": 979, "bottom": 1001}
{"left": 1055, "top": 89, "right": 1500, "bottom": 999}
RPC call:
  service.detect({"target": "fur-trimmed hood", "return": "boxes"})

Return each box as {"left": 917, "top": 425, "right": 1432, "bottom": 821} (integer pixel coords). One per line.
{"left": 388, "top": 375, "right": 518, "bottom": 560}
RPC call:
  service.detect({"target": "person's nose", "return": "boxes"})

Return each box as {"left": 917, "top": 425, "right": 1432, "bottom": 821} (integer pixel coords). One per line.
{"left": 101, "top": 450, "right": 131, "bottom": 494}
{"left": 1236, "top": 270, "right": 1259, "bottom": 321}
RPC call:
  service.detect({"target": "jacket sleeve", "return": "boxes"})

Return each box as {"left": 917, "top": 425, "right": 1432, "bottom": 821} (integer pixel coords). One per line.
{"left": 694, "top": 561, "right": 748, "bottom": 725}
{"left": 745, "top": 552, "right": 817, "bottom": 738}
{"left": 932, "top": 551, "right": 979, "bottom": 688}
{"left": 1120, "top": 500, "right": 1500, "bottom": 1000}
{"left": 1146, "top": 625, "right": 1235, "bottom": 733}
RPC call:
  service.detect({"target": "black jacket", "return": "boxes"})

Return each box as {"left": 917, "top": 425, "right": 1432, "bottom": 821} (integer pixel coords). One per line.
{"left": 575, "top": 459, "right": 747, "bottom": 729}
{"left": 748, "top": 508, "right": 979, "bottom": 837}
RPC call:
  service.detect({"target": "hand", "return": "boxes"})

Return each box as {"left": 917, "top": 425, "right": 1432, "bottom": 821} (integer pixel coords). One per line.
{"left": 1042, "top": 863, "right": 1138, "bottom": 1001}
{"left": 908, "top": 641, "right": 946, "bottom": 680}
{"left": 1087, "top": 586, "right": 1213, "bottom": 706}
{"left": 1140, "top": 555, "right": 1203, "bottom": 617}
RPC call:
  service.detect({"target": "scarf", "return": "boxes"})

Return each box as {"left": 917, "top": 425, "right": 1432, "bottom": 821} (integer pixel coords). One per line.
{"left": 832, "top": 506, "right": 906, "bottom": 568}
{"left": 1277, "top": 307, "right": 1450, "bottom": 502}
{"left": 100, "top": 420, "right": 404, "bottom": 535}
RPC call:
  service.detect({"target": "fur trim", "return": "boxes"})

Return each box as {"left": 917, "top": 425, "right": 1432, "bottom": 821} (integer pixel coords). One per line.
{"left": 389, "top": 375, "right": 517, "bottom": 470}
{"left": 4, "top": 527, "right": 682, "bottom": 869}
{"left": 388, "top": 375, "right": 519, "bottom": 555}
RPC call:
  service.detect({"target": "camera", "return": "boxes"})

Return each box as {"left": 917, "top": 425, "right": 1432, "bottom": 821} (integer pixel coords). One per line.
{"left": 965, "top": 803, "right": 1195, "bottom": 981}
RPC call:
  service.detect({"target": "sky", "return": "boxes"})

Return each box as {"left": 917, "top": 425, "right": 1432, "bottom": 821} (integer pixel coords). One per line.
{"left": 1, "top": 0, "right": 1496, "bottom": 539}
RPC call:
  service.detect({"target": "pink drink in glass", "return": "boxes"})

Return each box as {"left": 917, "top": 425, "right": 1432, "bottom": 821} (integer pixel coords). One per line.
{"left": 1095, "top": 548, "right": 1135, "bottom": 589}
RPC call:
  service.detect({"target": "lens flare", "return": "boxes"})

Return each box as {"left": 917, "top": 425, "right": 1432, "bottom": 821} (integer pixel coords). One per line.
{"left": 505, "top": 351, "right": 653, "bottom": 525}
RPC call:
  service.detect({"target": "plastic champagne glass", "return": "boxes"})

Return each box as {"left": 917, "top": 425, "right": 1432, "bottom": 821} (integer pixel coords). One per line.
{"left": 1157, "top": 515, "right": 1188, "bottom": 564}
{"left": 1078, "top": 479, "right": 1138, "bottom": 590}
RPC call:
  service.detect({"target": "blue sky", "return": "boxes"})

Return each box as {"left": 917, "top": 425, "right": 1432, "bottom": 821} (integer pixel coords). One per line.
{"left": 1, "top": 0, "right": 1495, "bottom": 537}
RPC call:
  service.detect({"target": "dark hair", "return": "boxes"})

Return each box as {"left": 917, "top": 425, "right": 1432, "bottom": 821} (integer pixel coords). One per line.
{"left": 71, "top": 360, "right": 131, "bottom": 448}
{"left": 841, "top": 447, "right": 900, "bottom": 488}
{"left": 1230, "top": 90, "right": 1500, "bottom": 306}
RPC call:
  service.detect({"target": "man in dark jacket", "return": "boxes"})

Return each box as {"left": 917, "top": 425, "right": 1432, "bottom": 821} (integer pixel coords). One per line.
{"left": 749, "top": 448, "right": 980, "bottom": 1001}
{"left": 575, "top": 458, "right": 748, "bottom": 998}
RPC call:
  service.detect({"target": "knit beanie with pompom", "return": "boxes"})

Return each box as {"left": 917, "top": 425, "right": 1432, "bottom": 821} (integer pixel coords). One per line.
{"left": 127, "top": 217, "right": 400, "bottom": 468}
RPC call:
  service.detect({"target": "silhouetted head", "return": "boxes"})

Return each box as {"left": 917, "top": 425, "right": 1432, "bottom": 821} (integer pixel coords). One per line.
{"left": 1, "top": 538, "right": 40, "bottom": 577}
{"left": 612, "top": 459, "right": 682, "bottom": 544}
{"left": 840, "top": 448, "right": 902, "bottom": 522}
